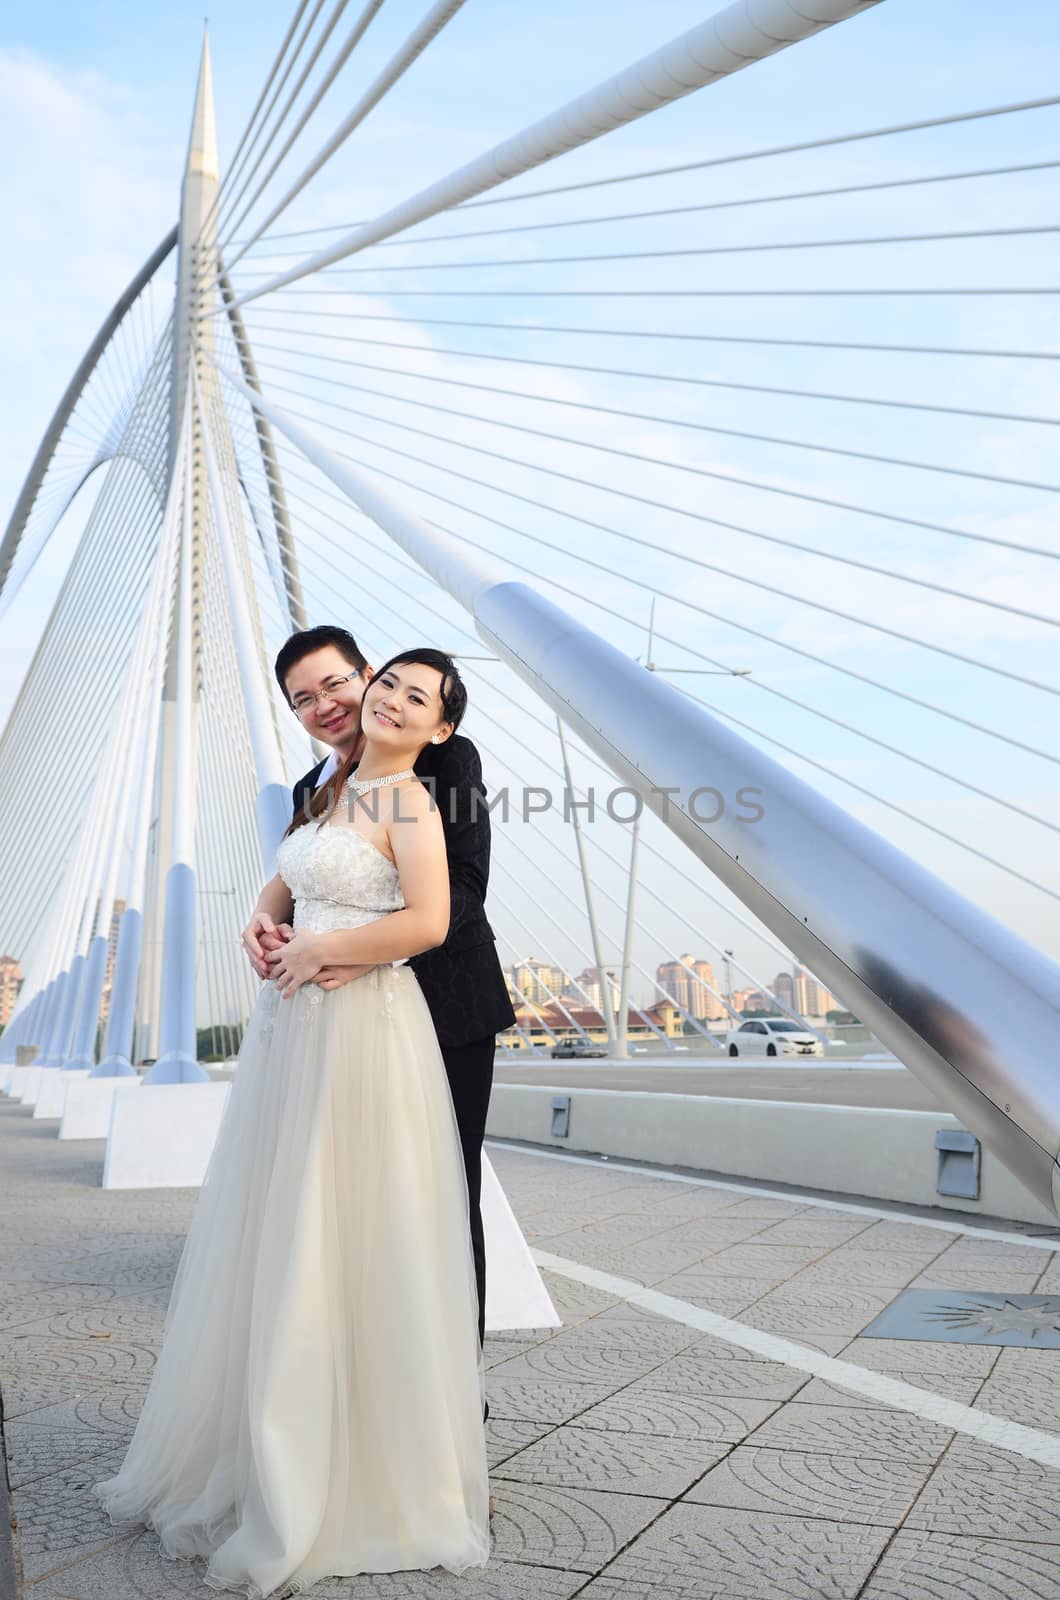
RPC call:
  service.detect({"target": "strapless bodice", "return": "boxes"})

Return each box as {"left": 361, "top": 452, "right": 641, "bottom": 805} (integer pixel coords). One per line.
{"left": 276, "top": 820, "right": 404, "bottom": 934}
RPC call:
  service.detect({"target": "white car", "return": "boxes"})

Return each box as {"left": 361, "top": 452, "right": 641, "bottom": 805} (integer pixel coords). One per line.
{"left": 725, "top": 1018, "right": 823, "bottom": 1058}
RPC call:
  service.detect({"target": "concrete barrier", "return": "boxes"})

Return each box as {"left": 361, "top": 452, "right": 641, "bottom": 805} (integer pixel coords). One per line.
{"left": 33, "top": 1069, "right": 89, "bottom": 1120}
{"left": 486, "top": 1084, "right": 1057, "bottom": 1227}
{"left": 60, "top": 1076, "right": 141, "bottom": 1140}
{"left": 16, "top": 1066, "right": 44, "bottom": 1106}
{"left": 103, "top": 1082, "right": 230, "bottom": 1189}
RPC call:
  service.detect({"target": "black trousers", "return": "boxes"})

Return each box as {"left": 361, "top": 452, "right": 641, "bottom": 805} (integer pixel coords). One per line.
{"left": 439, "top": 1032, "right": 495, "bottom": 1348}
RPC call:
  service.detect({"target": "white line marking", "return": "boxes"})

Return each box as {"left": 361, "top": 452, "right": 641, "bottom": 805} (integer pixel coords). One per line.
{"left": 488, "top": 1138, "right": 1060, "bottom": 1252}
{"left": 532, "top": 1248, "right": 1060, "bottom": 1471}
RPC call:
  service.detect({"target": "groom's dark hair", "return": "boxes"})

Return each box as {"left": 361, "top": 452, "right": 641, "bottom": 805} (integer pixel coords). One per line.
{"left": 274, "top": 626, "right": 368, "bottom": 706}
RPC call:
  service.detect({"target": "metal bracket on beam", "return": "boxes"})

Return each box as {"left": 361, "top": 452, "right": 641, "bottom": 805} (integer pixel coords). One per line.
{"left": 935, "top": 1129, "right": 981, "bottom": 1201}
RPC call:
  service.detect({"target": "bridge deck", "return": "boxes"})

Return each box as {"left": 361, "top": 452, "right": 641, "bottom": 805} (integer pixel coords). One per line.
{"left": 495, "top": 1059, "right": 945, "bottom": 1111}
{"left": 3, "top": 1100, "right": 1060, "bottom": 1598}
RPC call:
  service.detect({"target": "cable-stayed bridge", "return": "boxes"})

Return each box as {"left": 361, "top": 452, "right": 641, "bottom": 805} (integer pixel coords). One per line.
{"left": 1, "top": 0, "right": 1058, "bottom": 1213}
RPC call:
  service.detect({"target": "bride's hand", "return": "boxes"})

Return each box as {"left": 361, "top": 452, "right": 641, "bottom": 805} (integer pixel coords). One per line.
{"left": 314, "top": 963, "right": 377, "bottom": 991}
{"left": 267, "top": 930, "right": 324, "bottom": 998}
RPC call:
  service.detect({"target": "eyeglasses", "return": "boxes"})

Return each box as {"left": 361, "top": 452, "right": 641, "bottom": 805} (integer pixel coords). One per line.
{"left": 290, "top": 671, "right": 361, "bottom": 716}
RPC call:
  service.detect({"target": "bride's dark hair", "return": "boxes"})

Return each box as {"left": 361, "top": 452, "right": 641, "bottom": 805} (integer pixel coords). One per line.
{"left": 287, "top": 649, "right": 466, "bottom": 833}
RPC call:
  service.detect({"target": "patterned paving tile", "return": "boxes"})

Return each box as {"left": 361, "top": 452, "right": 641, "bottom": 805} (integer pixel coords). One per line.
{"left": 1, "top": 1333, "right": 158, "bottom": 1389}
{"left": 649, "top": 1271, "right": 781, "bottom": 1310}
{"left": 520, "top": 1210, "right": 609, "bottom": 1239}
{"left": 10, "top": 1442, "right": 130, "bottom": 1582}
{"left": 738, "top": 1290, "right": 895, "bottom": 1341}
{"left": 932, "top": 1242, "right": 1054, "bottom": 1273}
{"left": 0, "top": 1286, "right": 137, "bottom": 1334}
{"left": 906, "top": 1447, "right": 1060, "bottom": 1543}
{"left": 859, "top": 1528, "right": 1060, "bottom": 1598}
{"left": 4, "top": 1302, "right": 164, "bottom": 1344}
{"left": 628, "top": 1190, "right": 755, "bottom": 1224}
{"left": 534, "top": 1239, "right": 711, "bottom": 1284}
{"left": 488, "top": 1481, "right": 664, "bottom": 1573}
{"left": 908, "top": 1270, "right": 1043, "bottom": 1295}
{"left": 705, "top": 1197, "right": 805, "bottom": 1221}
{"left": 494, "top": 1422, "right": 727, "bottom": 1497}
{"left": 578, "top": 1502, "right": 891, "bottom": 1598}
{"left": 974, "top": 1375, "right": 1060, "bottom": 1427}
{"left": 577, "top": 1299, "right": 681, "bottom": 1328}
{"left": 0, "top": 1246, "right": 177, "bottom": 1291}
{"left": 696, "top": 1242, "right": 826, "bottom": 1277}
{"left": 484, "top": 1337, "right": 670, "bottom": 1387}
{"left": 2, "top": 1384, "right": 143, "bottom": 1441}
{"left": 0, "top": 1371, "right": 108, "bottom": 1421}
{"left": 636, "top": 1217, "right": 772, "bottom": 1251}
{"left": 605, "top": 1352, "right": 806, "bottom": 1402}
{"left": 547, "top": 1307, "right": 698, "bottom": 1347}
{"left": 839, "top": 1221, "right": 951, "bottom": 1255}
{"left": 305, "top": 1560, "right": 592, "bottom": 1598}
{"left": 485, "top": 1417, "right": 555, "bottom": 1470}
{"left": 751, "top": 1217, "right": 876, "bottom": 1248}
{"left": 484, "top": 1378, "right": 622, "bottom": 1426}
{"left": 574, "top": 1383, "right": 780, "bottom": 1443}
{"left": 745, "top": 1401, "right": 953, "bottom": 1463}
{"left": 684, "top": 1443, "right": 932, "bottom": 1526}
{"left": 793, "top": 1252, "right": 943, "bottom": 1290}
{"left": 554, "top": 1215, "right": 695, "bottom": 1250}
{"left": 795, "top": 1370, "right": 984, "bottom": 1409}
{"left": 1033, "top": 1259, "right": 1060, "bottom": 1294}
{"left": 4, "top": 1419, "right": 119, "bottom": 1489}
{"left": 839, "top": 1335, "right": 1000, "bottom": 1377}
{"left": 483, "top": 1341, "right": 544, "bottom": 1371}
{"left": 0, "top": 1243, "right": 99, "bottom": 1271}
{"left": 537, "top": 1269, "right": 620, "bottom": 1322}
{"left": 639, "top": 1354, "right": 810, "bottom": 1402}
{"left": 990, "top": 1346, "right": 1060, "bottom": 1382}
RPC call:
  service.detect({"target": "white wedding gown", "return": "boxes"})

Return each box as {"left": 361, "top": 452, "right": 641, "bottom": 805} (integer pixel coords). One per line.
{"left": 94, "top": 815, "right": 549, "bottom": 1596}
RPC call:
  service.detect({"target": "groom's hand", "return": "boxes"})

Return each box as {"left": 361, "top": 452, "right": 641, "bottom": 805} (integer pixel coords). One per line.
{"left": 314, "top": 963, "right": 377, "bottom": 990}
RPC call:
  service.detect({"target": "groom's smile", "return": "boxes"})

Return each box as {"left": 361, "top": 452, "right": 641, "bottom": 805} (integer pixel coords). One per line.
{"left": 282, "top": 641, "right": 376, "bottom": 762}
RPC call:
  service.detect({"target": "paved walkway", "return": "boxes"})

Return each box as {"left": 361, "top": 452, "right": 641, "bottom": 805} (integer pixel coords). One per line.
{"left": 3, "top": 1099, "right": 1060, "bottom": 1598}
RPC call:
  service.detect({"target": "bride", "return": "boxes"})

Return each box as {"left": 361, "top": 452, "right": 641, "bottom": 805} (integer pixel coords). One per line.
{"left": 95, "top": 651, "right": 500, "bottom": 1596}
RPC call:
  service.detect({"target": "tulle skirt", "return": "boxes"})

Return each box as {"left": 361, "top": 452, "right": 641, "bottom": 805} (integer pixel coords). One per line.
{"left": 93, "top": 965, "right": 490, "bottom": 1597}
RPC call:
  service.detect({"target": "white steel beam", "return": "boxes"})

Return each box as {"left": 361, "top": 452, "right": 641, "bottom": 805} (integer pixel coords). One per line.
{"left": 234, "top": 0, "right": 881, "bottom": 306}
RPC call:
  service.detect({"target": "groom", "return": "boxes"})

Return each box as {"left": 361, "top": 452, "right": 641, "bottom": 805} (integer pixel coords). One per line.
{"left": 242, "top": 626, "right": 515, "bottom": 1346}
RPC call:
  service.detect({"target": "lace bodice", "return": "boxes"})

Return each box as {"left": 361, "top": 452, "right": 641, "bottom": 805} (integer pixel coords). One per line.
{"left": 276, "top": 817, "right": 404, "bottom": 934}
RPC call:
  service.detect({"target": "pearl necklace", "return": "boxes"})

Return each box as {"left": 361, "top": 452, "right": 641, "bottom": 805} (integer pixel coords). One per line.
{"left": 349, "top": 768, "right": 415, "bottom": 797}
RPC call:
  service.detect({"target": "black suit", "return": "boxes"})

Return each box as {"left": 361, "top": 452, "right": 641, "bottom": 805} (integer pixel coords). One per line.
{"left": 292, "top": 733, "right": 515, "bottom": 1343}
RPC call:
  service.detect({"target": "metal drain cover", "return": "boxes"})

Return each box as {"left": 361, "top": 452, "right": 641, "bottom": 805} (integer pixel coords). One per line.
{"left": 863, "top": 1290, "right": 1060, "bottom": 1348}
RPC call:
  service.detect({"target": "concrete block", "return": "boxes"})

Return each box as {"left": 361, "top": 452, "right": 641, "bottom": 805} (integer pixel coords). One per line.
{"left": 16, "top": 1065, "right": 44, "bottom": 1105}
{"left": 102, "top": 1081, "right": 230, "bottom": 1188}
{"left": 59, "top": 1077, "right": 141, "bottom": 1141}
{"left": 33, "top": 1069, "right": 89, "bottom": 1120}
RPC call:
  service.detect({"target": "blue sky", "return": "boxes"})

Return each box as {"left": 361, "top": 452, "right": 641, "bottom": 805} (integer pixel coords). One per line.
{"left": 2, "top": 0, "right": 1058, "bottom": 989}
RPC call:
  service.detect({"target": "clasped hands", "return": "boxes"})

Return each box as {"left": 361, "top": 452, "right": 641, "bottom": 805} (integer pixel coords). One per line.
{"left": 242, "top": 914, "right": 375, "bottom": 998}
